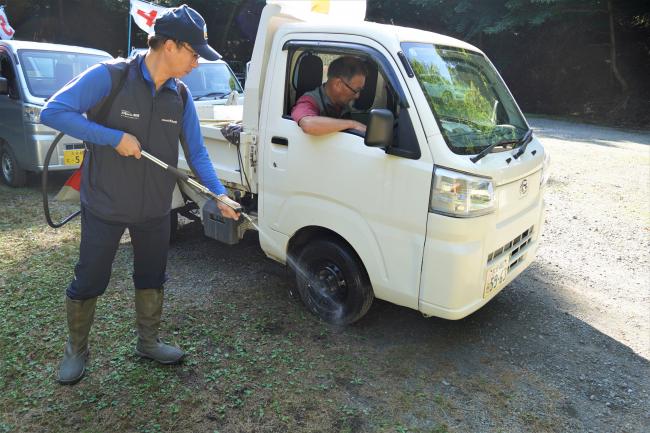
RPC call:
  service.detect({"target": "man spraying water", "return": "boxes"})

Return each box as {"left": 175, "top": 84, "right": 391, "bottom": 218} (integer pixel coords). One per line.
{"left": 41, "top": 4, "right": 240, "bottom": 385}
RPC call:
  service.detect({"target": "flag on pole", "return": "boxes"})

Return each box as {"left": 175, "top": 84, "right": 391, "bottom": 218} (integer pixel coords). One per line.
{"left": 266, "top": 0, "right": 366, "bottom": 23}
{"left": 55, "top": 168, "right": 82, "bottom": 203}
{"left": 130, "top": 0, "right": 170, "bottom": 35}
{"left": 0, "top": 6, "right": 15, "bottom": 40}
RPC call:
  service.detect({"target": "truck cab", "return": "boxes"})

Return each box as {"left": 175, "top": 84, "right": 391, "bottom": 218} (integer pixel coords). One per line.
{"left": 180, "top": 4, "right": 549, "bottom": 325}
{"left": 0, "top": 40, "right": 111, "bottom": 186}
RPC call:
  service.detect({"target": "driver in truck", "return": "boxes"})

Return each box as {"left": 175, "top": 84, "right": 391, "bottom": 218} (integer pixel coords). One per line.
{"left": 40, "top": 4, "right": 240, "bottom": 385}
{"left": 291, "top": 55, "right": 368, "bottom": 136}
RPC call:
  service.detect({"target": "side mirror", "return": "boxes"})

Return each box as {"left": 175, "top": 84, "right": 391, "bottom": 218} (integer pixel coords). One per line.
{"left": 0, "top": 77, "right": 8, "bottom": 95}
{"left": 364, "top": 108, "right": 394, "bottom": 148}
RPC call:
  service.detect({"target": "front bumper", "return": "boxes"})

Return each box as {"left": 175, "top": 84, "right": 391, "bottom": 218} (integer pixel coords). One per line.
{"left": 27, "top": 123, "right": 84, "bottom": 172}
{"left": 418, "top": 196, "right": 546, "bottom": 320}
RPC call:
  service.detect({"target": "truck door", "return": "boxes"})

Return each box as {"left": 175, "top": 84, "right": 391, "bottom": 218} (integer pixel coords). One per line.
{"left": 0, "top": 49, "right": 27, "bottom": 185}
{"left": 258, "top": 38, "right": 433, "bottom": 307}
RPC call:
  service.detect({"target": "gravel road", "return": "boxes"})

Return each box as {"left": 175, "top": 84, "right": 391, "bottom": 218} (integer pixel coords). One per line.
{"left": 507, "top": 117, "right": 650, "bottom": 431}
{"left": 162, "top": 117, "right": 649, "bottom": 432}
{"left": 529, "top": 117, "right": 649, "bottom": 359}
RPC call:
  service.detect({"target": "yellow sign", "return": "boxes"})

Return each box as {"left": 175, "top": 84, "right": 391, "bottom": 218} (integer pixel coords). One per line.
{"left": 311, "top": 0, "right": 330, "bottom": 14}
{"left": 267, "top": 0, "right": 366, "bottom": 22}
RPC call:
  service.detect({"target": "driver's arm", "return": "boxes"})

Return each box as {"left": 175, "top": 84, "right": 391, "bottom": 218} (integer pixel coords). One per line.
{"left": 298, "top": 116, "right": 366, "bottom": 136}
{"left": 291, "top": 94, "right": 366, "bottom": 136}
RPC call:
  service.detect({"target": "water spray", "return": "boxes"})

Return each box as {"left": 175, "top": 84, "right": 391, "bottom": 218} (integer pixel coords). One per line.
{"left": 142, "top": 150, "right": 340, "bottom": 321}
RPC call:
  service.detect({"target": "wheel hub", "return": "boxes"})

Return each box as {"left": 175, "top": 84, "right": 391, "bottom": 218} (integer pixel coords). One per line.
{"left": 2, "top": 152, "right": 12, "bottom": 181}
{"left": 310, "top": 263, "right": 347, "bottom": 306}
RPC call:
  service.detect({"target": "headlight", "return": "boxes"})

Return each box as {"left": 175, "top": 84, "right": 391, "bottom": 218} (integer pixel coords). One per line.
{"left": 430, "top": 167, "right": 495, "bottom": 217}
{"left": 540, "top": 151, "right": 551, "bottom": 186}
{"left": 23, "top": 104, "right": 42, "bottom": 123}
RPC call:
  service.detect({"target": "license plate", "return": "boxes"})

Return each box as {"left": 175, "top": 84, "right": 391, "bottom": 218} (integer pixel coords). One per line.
{"left": 63, "top": 149, "right": 84, "bottom": 165}
{"left": 484, "top": 255, "right": 510, "bottom": 297}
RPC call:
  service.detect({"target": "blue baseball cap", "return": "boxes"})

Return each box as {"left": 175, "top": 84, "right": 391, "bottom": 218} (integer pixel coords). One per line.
{"left": 154, "top": 4, "right": 221, "bottom": 61}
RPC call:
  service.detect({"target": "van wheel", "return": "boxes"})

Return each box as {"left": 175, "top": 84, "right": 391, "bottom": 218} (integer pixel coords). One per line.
{"left": 1, "top": 145, "right": 27, "bottom": 187}
{"left": 294, "top": 239, "right": 373, "bottom": 325}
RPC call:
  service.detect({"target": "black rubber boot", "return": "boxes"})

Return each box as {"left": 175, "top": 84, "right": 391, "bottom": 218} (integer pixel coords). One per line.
{"left": 58, "top": 296, "right": 97, "bottom": 385}
{"left": 134, "top": 288, "right": 184, "bottom": 364}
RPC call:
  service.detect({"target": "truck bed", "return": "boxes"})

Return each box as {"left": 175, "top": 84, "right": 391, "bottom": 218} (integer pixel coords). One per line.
{"left": 177, "top": 105, "right": 248, "bottom": 192}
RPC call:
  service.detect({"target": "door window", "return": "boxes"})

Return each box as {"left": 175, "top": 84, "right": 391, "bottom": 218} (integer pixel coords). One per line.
{"left": 0, "top": 55, "right": 20, "bottom": 99}
{"left": 285, "top": 49, "right": 395, "bottom": 126}
{"left": 283, "top": 44, "right": 420, "bottom": 159}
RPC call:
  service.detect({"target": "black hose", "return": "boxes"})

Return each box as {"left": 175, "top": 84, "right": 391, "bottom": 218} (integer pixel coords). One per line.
{"left": 42, "top": 132, "right": 80, "bottom": 228}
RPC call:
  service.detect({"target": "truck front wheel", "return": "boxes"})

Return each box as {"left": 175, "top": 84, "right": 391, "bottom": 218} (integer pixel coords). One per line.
{"left": 1, "top": 145, "right": 27, "bottom": 187}
{"left": 294, "top": 239, "right": 373, "bottom": 325}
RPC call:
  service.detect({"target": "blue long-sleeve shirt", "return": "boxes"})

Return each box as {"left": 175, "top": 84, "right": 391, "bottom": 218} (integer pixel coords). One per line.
{"left": 41, "top": 56, "right": 226, "bottom": 196}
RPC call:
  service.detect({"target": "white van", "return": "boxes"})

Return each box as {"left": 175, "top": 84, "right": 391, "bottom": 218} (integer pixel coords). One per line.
{"left": 182, "top": 57, "right": 243, "bottom": 109}
{"left": 129, "top": 48, "right": 243, "bottom": 116}
{"left": 0, "top": 40, "right": 111, "bottom": 186}
{"left": 175, "top": 4, "right": 549, "bottom": 325}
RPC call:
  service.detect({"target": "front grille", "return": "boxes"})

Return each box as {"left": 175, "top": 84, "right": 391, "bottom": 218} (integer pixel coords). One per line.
{"left": 487, "top": 226, "right": 534, "bottom": 273}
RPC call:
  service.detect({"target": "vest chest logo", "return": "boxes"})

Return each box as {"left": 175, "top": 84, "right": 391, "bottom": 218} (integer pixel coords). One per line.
{"left": 120, "top": 110, "right": 140, "bottom": 120}
{"left": 161, "top": 118, "right": 178, "bottom": 125}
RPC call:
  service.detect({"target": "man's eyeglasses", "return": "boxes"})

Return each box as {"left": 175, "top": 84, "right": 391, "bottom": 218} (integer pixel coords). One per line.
{"left": 181, "top": 43, "right": 200, "bottom": 60}
{"left": 340, "top": 78, "right": 364, "bottom": 95}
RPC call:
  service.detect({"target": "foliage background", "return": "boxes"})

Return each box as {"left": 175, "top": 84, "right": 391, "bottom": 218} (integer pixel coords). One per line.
{"left": 2, "top": 0, "right": 649, "bottom": 127}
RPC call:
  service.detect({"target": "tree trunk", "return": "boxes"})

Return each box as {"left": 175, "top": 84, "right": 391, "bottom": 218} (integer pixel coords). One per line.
{"left": 220, "top": 1, "right": 243, "bottom": 55}
{"left": 607, "top": 0, "right": 628, "bottom": 93}
{"left": 58, "top": 0, "right": 64, "bottom": 28}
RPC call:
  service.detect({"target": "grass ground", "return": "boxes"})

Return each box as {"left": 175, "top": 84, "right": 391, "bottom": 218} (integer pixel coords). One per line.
{"left": 0, "top": 177, "right": 602, "bottom": 433}
{"left": 0, "top": 181, "right": 462, "bottom": 433}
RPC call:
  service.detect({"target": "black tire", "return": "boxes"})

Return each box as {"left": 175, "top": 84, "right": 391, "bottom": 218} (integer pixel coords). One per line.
{"left": 1, "top": 145, "right": 27, "bottom": 187}
{"left": 293, "top": 238, "right": 373, "bottom": 325}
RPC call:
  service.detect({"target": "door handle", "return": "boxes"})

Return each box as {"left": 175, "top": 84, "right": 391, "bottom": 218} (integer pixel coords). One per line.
{"left": 271, "top": 136, "right": 289, "bottom": 146}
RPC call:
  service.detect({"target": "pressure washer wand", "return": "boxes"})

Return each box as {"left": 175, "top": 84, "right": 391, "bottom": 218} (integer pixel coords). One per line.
{"left": 140, "top": 150, "right": 243, "bottom": 214}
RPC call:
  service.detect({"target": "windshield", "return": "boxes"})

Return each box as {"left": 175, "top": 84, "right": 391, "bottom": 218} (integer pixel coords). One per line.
{"left": 18, "top": 50, "right": 110, "bottom": 98}
{"left": 181, "top": 62, "right": 243, "bottom": 99}
{"left": 402, "top": 42, "right": 528, "bottom": 155}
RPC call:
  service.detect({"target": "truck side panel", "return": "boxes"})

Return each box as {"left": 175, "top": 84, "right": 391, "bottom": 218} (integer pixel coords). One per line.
{"left": 257, "top": 33, "right": 434, "bottom": 308}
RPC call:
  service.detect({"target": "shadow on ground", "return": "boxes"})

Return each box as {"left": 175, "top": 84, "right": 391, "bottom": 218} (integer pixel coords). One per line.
{"left": 166, "top": 222, "right": 649, "bottom": 433}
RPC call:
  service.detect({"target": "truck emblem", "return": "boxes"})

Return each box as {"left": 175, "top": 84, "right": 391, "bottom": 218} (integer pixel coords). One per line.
{"left": 520, "top": 178, "right": 528, "bottom": 196}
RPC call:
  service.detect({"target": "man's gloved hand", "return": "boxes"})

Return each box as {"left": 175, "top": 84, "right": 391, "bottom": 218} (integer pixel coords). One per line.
{"left": 216, "top": 195, "right": 241, "bottom": 221}
{"left": 115, "top": 133, "right": 142, "bottom": 159}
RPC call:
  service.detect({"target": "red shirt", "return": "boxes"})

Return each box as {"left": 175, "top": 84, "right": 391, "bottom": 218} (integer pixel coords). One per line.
{"left": 291, "top": 94, "right": 321, "bottom": 124}
{"left": 291, "top": 85, "right": 349, "bottom": 124}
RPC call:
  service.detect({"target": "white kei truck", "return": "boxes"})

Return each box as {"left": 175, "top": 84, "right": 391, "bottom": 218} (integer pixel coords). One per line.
{"left": 173, "top": 3, "right": 549, "bottom": 325}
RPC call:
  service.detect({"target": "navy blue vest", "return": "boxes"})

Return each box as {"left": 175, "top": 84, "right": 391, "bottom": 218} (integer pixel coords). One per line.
{"left": 302, "top": 85, "right": 351, "bottom": 119}
{"left": 82, "top": 56, "right": 184, "bottom": 223}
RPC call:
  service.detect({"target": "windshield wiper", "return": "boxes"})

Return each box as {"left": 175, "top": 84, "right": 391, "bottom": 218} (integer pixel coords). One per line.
{"left": 470, "top": 128, "right": 532, "bottom": 163}
{"left": 512, "top": 128, "right": 534, "bottom": 159}
{"left": 438, "top": 114, "right": 486, "bottom": 130}
{"left": 193, "top": 92, "right": 228, "bottom": 101}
